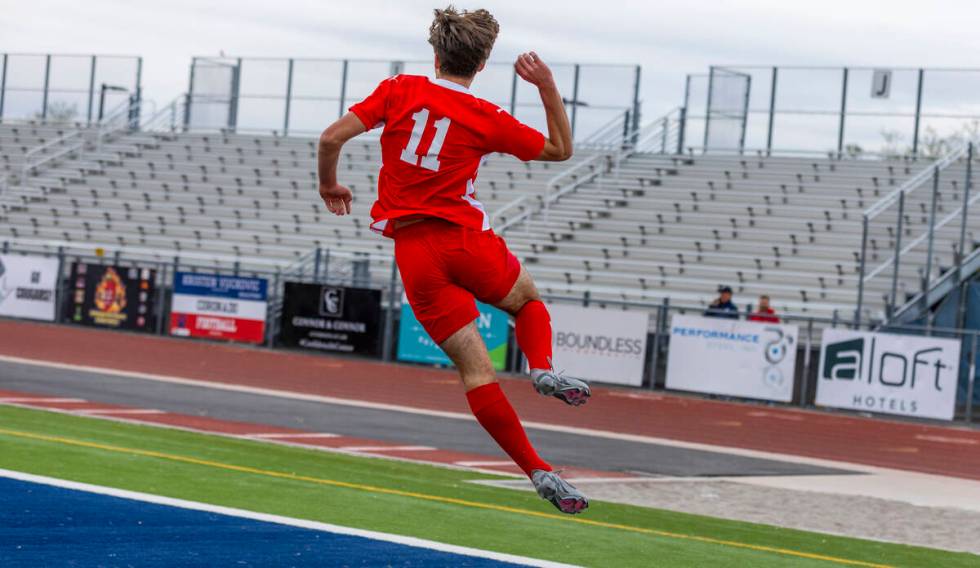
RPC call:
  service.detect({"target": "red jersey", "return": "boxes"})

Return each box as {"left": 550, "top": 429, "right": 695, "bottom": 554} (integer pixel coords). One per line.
{"left": 349, "top": 75, "right": 546, "bottom": 237}
{"left": 747, "top": 308, "right": 780, "bottom": 323}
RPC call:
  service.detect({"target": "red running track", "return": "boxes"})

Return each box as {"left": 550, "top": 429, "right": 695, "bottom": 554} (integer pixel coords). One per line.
{"left": 2, "top": 319, "right": 979, "bottom": 480}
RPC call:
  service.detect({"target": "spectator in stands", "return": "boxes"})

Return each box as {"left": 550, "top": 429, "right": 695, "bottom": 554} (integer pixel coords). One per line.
{"left": 748, "top": 295, "right": 780, "bottom": 323}
{"left": 704, "top": 285, "right": 739, "bottom": 320}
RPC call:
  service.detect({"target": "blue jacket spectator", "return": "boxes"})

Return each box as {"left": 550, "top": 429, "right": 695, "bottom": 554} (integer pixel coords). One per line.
{"left": 704, "top": 286, "right": 739, "bottom": 320}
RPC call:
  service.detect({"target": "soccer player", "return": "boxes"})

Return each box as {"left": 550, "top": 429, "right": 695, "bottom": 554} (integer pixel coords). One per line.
{"left": 316, "top": 7, "right": 590, "bottom": 514}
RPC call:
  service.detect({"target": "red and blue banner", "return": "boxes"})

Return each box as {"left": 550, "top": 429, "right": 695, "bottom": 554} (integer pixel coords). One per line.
{"left": 169, "top": 272, "right": 268, "bottom": 344}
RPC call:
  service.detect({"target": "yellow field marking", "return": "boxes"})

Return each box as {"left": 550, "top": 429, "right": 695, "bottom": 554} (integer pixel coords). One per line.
{"left": 0, "top": 426, "right": 891, "bottom": 568}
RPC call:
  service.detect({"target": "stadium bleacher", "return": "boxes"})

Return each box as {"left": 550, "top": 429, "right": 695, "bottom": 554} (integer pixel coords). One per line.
{"left": 1, "top": 117, "right": 977, "bottom": 321}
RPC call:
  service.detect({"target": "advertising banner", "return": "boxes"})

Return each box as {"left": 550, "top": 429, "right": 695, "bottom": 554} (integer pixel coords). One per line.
{"left": 68, "top": 263, "right": 156, "bottom": 332}
{"left": 279, "top": 283, "right": 383, "bottom": 356}
{"left": 549, "top": 304, "right": 648, "bottom": 386}
{"left": 170, "top": 272, "right": 268, "bottom": 344}
{"left": 0, "top": 254, "right": 59, "bottom": 321}
{"left": 817, "top": 329, "right": 961, "bottom": 420}
{"left": 397, "top": 295, "right": 509, "bottom": 370}
{"left": 665, "top": 315, "right": 798, "bottom": 402}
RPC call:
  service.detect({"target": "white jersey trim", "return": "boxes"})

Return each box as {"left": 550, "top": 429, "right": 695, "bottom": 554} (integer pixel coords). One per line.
{"left": 429, "top": 77, "right": 472, "bottom": 95}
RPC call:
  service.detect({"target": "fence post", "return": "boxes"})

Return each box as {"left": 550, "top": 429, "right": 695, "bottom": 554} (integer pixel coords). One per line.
{"left": 228, "top": 58, "right": 242, "bottom": 132}
{"left": 967, "top": 333, "right": 978, "bottom": 423}
{"left": 888, "top": 191, "right": 905, "bottom": 319}
{"left": 836, "top": 67, "right": 849, "bottom": 158}
{"left": 283, "top": 58, "right": 294, "bottom": 136}
{"left": 800, "top": 317, "right": 814, "bottom": 406}
{"left": 923, "top": 167, "right": 940, "bottom": 298}
{"left": 631, "top": 64, "right": 642, "bottom": 139}
{"left": 508, "top": 66, "right": 518, "bottom": 117}
{"left": 702, "top": 66, "right": 715, "bottom": 152}
{"left": 265, "top": 272, "right": 280, "bottom": 348}
{"left": 647, "top": 304, "right": 660, "bottom": 389}
{"left": 0, "top": 53, "right": 7, "bottom": 119}
{"left": 855, "top": 214, "right": 869, "bottom": 326}
{"left": 54, "top": 246, "right": 66, "bottom": 323}
{"left": 86, "top": 55, "right": 97, "bottom": 124}
{"left": 338, "top": 59, "right": 349, "bottom": 119}
{"left": 154, "top": 262, "right": 166, "bottom": 335}
{"left": 676, "top": 106, "right": 687, "bottom": 155}
{"left": 912, "top": 69, "right": 924, "bottom": 157}
{"left": 766, "top": 66, "right": 778, "bottom": 156}
{"left": 955, "top": 142, "right": 973, "bottom": 329}
{"left": 381, "top": 260, "right": 398, "bottom": 362}
{"left": 41, "top": 54, "right": 52, "bottom": 121}
{"left": 570, "top": 64, "right": 580, "bottom": 138}
{"left": 313, "top": 247, "right": 322, "bottom": 283}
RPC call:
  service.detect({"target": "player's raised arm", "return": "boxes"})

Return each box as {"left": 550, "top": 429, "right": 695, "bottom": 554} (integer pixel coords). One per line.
{"left": 317, "top": 112, "right": 366, "bottom": 216}
{"left": 515, "top": 52, "right": 573, "bottom": 162}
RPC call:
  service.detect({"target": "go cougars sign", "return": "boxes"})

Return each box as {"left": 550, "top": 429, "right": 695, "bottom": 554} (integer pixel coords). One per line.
{"left": 816, "top": 329, "right": 961, "bottom": 420}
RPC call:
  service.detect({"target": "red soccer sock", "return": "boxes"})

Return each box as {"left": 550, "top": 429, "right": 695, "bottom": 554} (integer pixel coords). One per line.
{"left": 515, "top": 300, "right": 553, "bottom": 371}
{"left": 466, "top": 382, "right": 552, "bottom": 477}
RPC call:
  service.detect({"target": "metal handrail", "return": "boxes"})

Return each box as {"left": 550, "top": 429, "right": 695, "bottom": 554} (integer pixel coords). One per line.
{"left": 855, "top": 139, "right": 976, "bottom": 321}
{"left": 864, "top": 144, "right": 967, "bottom": 219}
{"left": 141, "top": 95, "right": 187, "bottom": 132}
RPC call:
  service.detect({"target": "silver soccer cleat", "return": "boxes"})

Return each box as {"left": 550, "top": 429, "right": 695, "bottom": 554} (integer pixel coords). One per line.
{"left": 531, "top": 469, "right": 589, "bottom": 515}
{"left": 531, "top": 368, "right": 591, "bottom": 406}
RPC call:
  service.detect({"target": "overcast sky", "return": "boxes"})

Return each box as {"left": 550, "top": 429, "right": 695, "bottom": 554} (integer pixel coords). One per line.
{"left": 3, "top": 0, "right": 980, "bottom": 132}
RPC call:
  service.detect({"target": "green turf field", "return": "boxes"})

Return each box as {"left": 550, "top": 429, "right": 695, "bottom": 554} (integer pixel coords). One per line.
{"left": 0, "top": 404, "right": 974, "bottom": 568}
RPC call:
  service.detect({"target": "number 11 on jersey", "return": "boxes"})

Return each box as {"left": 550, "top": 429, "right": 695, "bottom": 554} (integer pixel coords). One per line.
{"left": 400, "top": 108, "right": 451, "bottom": 172}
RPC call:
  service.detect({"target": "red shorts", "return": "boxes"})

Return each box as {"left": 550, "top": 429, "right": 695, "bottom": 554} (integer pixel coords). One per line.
{"left": 394, "top": 218, "right": 521, "bottom": 345}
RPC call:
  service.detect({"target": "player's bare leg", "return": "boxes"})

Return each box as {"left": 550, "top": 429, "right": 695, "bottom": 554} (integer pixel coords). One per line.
{"left": 494, "top": 266, "right": 591, "bottom": 406}
{"left": 440, "top": 321, "right": 588, "bottom": 514}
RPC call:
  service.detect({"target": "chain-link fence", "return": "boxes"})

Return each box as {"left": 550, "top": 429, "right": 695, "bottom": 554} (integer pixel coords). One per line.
{"left": 185, "top": 56, "right": 641, "bottom": 141}
{"left": 680, "top": 65, "right": 980, "bottom": 157}
{"left": 0, "top": 53, "right": 142, "bottom": 125}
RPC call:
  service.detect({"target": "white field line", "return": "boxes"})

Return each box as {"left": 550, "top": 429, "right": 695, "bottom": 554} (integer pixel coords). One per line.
{"left": 341, "top": 445, "right": 436, "bottom": 452}
{"left": 75, "top": 409, "right": 165, "bottom": 415}
{"left": 248, "top": 432, "right": 341, "bottom": 439}
{"left": 0, "top": 353, "right": 969, "bottom": 478}
{"left": 454, "top": 460, "right": 515, "bottom": 467}
{"left": 0, "top": 397, "right": 87, "bottom": 403}
{"left": 0, "top": 468, "right": 579, "bottom": 568}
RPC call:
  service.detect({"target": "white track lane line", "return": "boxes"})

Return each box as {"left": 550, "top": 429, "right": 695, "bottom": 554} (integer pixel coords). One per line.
{"left": 248, "top": 432, "right": 341, "bottom": 439}
{"left": 341, "top": 445, "right": 436, "bottom": 452}
{"left": 0, "top": 397, "right": 87, "bottom": 403}
{"left": 0, "top": 468, "right": 579, "bottom": 568}
{"left": 74, "top": 409, "right": 166, "bottom": 415}
{"left": 0, "top": 353, "right": 959, "bottom": 476}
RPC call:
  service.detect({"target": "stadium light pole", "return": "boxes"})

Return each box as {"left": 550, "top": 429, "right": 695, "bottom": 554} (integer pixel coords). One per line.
{"left": 0, "top": 53, "right": 7, "bottom": 119}
{"left": 911, "top": 69, "right": 924, "bottom": 156}
{"left": 836, "top": 67, "right": 848, "bottom": 158}
{"left": 41, "top": 54, "right": 51, "bottom": 121}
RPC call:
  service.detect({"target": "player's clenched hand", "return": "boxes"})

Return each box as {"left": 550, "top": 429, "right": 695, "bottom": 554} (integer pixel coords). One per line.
{"left": 319, "top": 183, "right": 353, "bottom": 216}
{"left": 514, "top": 52, "right": 555, "bottom": 89}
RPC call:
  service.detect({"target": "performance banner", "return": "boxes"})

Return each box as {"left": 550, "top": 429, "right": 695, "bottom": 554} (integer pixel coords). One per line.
{"left": 549, "top": 304, "right": 648, "bottom": 386}
{"left": 817, "top": 329, "right": 961, "bottom": 420}
{"left": 279, "top": 283, "right": 383, "bottom": 356}
{"left": 68, "top": 263, "right": 156, "bottom": 332}
{"left": 397, "top": 295, "right": 509, "bottom": 370}
{"left": 665, "top": 315, "right": 798, "bottom": 402}
{"left": 170, "top": 272, "right": 268, "bottom": 344}
{"left": 0, "top": 254, "right": 59, "bottom": 321}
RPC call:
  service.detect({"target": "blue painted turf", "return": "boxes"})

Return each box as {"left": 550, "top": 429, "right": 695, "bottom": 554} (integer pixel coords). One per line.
{"left": 0, "top": 477, "right": 527, "bottom": 567}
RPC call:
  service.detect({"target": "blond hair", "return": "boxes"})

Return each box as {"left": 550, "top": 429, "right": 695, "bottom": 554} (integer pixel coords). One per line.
{"left": 428, "top": 6, "right": 499, "bottom": 78}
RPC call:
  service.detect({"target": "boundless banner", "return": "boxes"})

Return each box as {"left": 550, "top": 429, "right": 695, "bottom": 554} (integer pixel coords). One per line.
{"left": 68, "top": 263, "right": 156, "bottom": 332}
{"left": 279, "top": 282, "right": 383, "bottom": 357}
{"left": 549, "top": 304, "right": 649, "bottom": 386}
